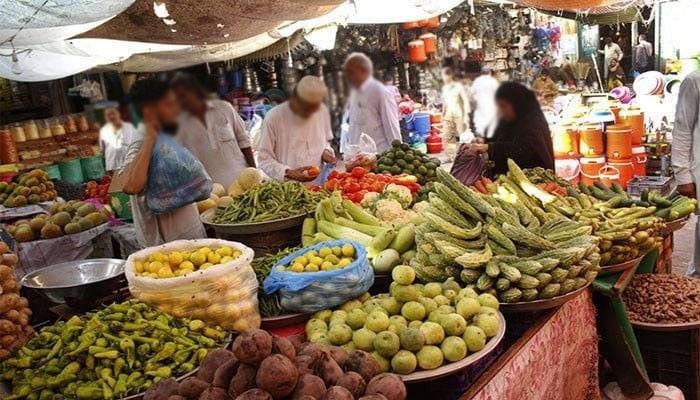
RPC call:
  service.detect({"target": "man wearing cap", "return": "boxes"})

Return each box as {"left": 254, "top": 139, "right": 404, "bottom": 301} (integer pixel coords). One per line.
{"left": 344, "top": 53, "right": 402, "bottom": 153}
{"left": 257, "top": 76, "right": 336, "bottom": 182}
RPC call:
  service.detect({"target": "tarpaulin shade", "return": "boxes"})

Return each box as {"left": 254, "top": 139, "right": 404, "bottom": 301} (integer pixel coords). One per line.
{"left": 81, "top": 0, "right": 345, "bottom": 45}
{"left": 509, "top": 0, "right": 642, "bottom": 14}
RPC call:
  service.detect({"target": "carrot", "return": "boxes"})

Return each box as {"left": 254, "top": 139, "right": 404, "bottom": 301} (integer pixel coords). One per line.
{"left": 473, "top": 180, "right": 488, "bottom": 194}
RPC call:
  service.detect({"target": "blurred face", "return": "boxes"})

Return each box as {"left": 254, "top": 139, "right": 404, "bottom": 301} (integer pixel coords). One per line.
{"left": 496, "top": 99, "right": 516, "bottom": 122}
{"left": 605, "top": 37, "right": 612, "bottom": 45}
{"left": 173, "top": 86, "right": 204, "bottom": 114}
{"left": 442, "top": 71, "right": 452, "bottom": 82}
{"left": 142, "top": 89, "right": 180, "bottom": 133}
{"left": 104, "top": 107, "right": 121, "bottom": 126}
{"left": 290, "top": 96, "right": 321, "bottom": 119}
{"left": 344, "top": 62, "right": 370, "bottom": 89}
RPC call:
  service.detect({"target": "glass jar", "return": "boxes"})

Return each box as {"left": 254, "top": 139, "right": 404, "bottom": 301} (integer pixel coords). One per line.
{"left": 63, "top": 114, "right": 77, "bottom": 133}
{"left": 50, "top": 118, "right": 66, "bottom": 136}
{"left": 22, "top": 120, "right": 39, "bottom": 140}
{"left": 7, "top": 123, "right": 26, "bottom": 142}
{"left": 37, "top": 119, "right": 53, "bottom": 138}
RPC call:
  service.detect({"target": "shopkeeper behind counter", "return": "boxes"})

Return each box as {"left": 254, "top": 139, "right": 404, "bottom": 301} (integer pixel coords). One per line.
{"left": 257, "top": 76, "right": 336, "bottom": 182}
{"left": 171, "top": 72, "right": 256, "bottom": 187}
{"left": 459, "top": 82, "right": 554, "bottom": 176}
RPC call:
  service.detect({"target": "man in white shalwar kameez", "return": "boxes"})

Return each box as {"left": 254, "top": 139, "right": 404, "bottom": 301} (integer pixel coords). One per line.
{"left": 257, "top": 76, "right": 336, "bottom": 182}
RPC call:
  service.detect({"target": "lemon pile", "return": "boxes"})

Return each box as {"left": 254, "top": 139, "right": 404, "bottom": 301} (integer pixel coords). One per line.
{"left": 281, "top": 243, "right": 356, "bottom": 273}
{"left": 135, "top": 246, "right": 242, "bottom": 278}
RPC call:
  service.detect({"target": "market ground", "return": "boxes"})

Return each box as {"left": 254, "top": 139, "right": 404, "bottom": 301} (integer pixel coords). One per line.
{"left": 672, "top": 215, "right": 696, "bottom": 275}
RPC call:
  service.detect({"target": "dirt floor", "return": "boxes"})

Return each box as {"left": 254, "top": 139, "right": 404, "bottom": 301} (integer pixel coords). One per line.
{"left": 671, "top": 215, "right": 696, "bottom": 275}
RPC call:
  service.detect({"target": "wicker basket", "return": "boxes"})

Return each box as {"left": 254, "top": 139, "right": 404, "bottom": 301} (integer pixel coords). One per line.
{"left": 633, "top": 326, "right": 700, "bottom": 399}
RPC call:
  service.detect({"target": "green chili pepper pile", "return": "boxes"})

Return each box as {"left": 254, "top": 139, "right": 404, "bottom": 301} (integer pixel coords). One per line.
{"left": 0, "top": 300, "right": 226, "bottom": 399}
{"left": 252, "top": 247, "right": 300, "bottom": 318}
{"left": 213, "top": 181, "right": 326, "bottom": 224}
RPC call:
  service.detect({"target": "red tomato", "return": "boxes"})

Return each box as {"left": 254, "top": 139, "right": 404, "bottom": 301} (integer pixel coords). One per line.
{"left": 343, "top": 182, "right": 361, "bottom": 193}
{"left": 324, "top": 178, "right": 338, "bottom": 191}
{"left": 348, "top": 192, "right": 364, "bottom": 203}
{"left": 351, "top": 166, "right": 366, "bottom": 179}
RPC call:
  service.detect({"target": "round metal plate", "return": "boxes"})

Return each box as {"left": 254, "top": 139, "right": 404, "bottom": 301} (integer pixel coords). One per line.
{"left": 401, "top": 313, "right": 506, "bottom": 383}
{"left": 261, "top": 313, "right": 311, "bottom": 330}
{"left": 599, "top": 256, "right": 642, "bottom": 276}
{"left": 663, "top": 216, "right": 690, "bottom": 235}
{"left": 200, "top": 208, "right": 309, "bottom": 235}
{"left": 499, "top": 281, "right": 591, "bottom": 313}
{"left": 630, "top": 319, "right": 700, "bottom": 332}
{"left": 21, "top": 258, "right": 125, "bottom": 289}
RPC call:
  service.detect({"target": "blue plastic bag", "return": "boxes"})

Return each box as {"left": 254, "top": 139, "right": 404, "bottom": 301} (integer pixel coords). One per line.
{"left": 146, "top": 134, "right": 212, "bottom": 215}
{"left": 263, "top": 240, "right": 374, "bottom": 313}
{"left": 310, "top": 162, "right": 335, "bottom": 186}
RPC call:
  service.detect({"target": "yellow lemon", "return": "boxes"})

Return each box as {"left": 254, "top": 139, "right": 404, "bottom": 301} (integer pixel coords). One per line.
{"left": 324, "top": 254, "right": 340, "bottom": 264}
{"left": 189, "top": 252, "right": 206, "bottom": 267}
{"left": 180, "top": 251, "right": 191, "bottom": 261}
{"left": 220, "top": 256, "right": 234, "bottom": 263}
{"left": 294, "top": 256, "right": 308, "bottom": 266}
{"left": 332, "top": 246, "right": 342, "bottom": 256}
{"left": 310, "top": 256, "right": 324, "bottom": 266}
{"left": 304, "top": 264, "right": 319, "bottom": 272}
{"left": 147, "top": 261, "right": 162, "bottom": 273}
{"left": 179, "top": 260, "right": 194, "bottom": 270}
{"left": 216, "top": 246, "right": 233, "bottom": 257}
{"left": 224, "top": 303, "right": 241, "bottom": 320}
{"left": 232, "top": 250, "right": 241, "bottom": 258}
{"left": 174, "top": 268, "right": 190, "bottom": 277}
{"left": 200, "top": 262, "right": 214, "bottom": 270}
{"left": 198, "top": 247, "right": 212, "bottom": 255}
{"left": 168, "top": 252, "right": 183, "bottom": 266}
{"left": 135, "top": 261, "right": 144, "bottom": 273}
{"left": 157, "top": 266, "right": 174, "bottom": 278}
{"left": 207, "top": 252, "right": 222, "bottom": 264}
{"left": 338, "top": 258, "right": 352, "bottom": 267}
{"left": 290, "top": 263, "right": 304, "bottom": 273}
{"left": 321, "top": 261, "right": 334, "bottom": 271}
{"left": 341, "top": 243, "right": 355, "bottom": 257}
{"left": 318, "top": 247, "right": 332, "bottom": 257}
{"left": 306, "top": 250, "right": 318, "bottom": 259}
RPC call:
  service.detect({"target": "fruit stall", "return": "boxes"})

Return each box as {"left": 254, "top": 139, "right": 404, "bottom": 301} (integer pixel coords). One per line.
{"left": 0, "top": 139, "right": 695, "bottom": 400}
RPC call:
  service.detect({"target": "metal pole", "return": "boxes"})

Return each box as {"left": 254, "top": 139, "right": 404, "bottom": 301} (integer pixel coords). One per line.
{"left": 591, "top": 54, "right": 604, "bottom": 92}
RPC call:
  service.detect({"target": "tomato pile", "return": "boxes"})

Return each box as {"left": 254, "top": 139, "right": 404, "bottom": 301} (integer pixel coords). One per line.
{"left": 84, "top": 175, "right": 112, "bottom": 204}
{"left": 323, "top": 167, "right": 420, "bottom": 203}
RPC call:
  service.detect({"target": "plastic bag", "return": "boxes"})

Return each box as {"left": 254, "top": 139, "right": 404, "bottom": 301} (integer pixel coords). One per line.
{"left": 146, "top": 134, "right": 212, "bottom": 215}
{"left": 125, "top": 239, "right": 260, "bottom": 332}
{"left": 263, "top": 240, "right": 374, "bottom": 313}
{"left": 344, "top": 133, "right": 377, "bottom": 171}
{"left": 450, "top": 151, "right": 487, "bottom": 186}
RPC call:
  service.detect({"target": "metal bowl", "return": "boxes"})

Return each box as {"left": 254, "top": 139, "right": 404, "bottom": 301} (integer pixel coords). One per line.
{"left": 21, "top": 258, "right": 126, "bottom": 304}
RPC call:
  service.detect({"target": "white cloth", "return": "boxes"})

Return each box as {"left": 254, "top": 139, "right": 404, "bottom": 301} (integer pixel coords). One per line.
{"left": 176, "top": 100, "right": 252, "bottom": 187}
{"left": 471, "top": 74, "right": 499, "bottom": 138}
{"left": 442, "top": 81, "right": 471, "bottom": 132}
{"left": 257, "top": 102, "right": 333, "bottom": 181}
{"left": 121, "top": 125, "right": 206, "bottom": 248}
{"left": 99, "top": 121, "right": 137, "bottom": 171}
{"left": 347, "top": 78, "right": 401, "bottom": 153}
{"left": 601, "top": 43, "right": 623, "bottom": 78}
{"left": 670, "top": 71, "right": 700, "bottom": 276}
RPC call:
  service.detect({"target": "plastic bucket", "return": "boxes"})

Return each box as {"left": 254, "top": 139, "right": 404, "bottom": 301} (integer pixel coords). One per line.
{"left": 553, "top": 125, "right": 579, "bottom": 158}
{"left": 413, "top": 112, "right": 431, "bottom": 134}
{"left": 408, "top": 40, "right": 427, "bottom": 63}
{"left": 555, "top": 158, "right": 580, "bottom": 185}
{"left": 606, "top": 124, "right": 633, "bottom": 160}
{"left": 605, "top": 159, "right": 635, "bottom": 189}
{"left": 580, "top": 156, "right": 606, "bottom": 186}
{"left": 41, "top": 164, "right": 61, "bottom": 180}
{"left": 632, "top": 146, "right": 647, "bottom": 177}
{"left": 58, "top": 159, "right": 84, "bottom": 184}
{"left": 403, "top": 114, "right": 415, "bottom": 131}
{"left": 81, "top": 155, "right": 106, "bottom": 181}
{"left": 579, "top": 125, "right": 604, "bottom": 157}
{"left": 618, "top": 110, "right": 645, "bottom": 145}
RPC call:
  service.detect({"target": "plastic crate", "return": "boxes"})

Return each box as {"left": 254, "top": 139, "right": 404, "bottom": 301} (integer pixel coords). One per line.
{"left": 634, "top": 327, "right": 700, "bottom": 400}
{"left": 626, "top": 176, "right": 674, "bottom": 198}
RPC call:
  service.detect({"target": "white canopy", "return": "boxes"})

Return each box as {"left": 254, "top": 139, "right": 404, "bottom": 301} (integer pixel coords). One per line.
{"left": 0, "top": 0, "right": 464, "bottom": 82}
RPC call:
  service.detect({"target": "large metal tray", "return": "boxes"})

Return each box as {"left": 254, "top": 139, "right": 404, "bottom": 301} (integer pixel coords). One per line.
{"left": 630, "top": 319, "right": 700, "bottom": 332}
{"left": 663, "top": 216, "right": 690, "bottom": 235}
{"left": 599, "top": 256, "right": 642, "bottom": 276}
{"left": 401, "top": 313, "right": 506, "bottom": 383}
{"left": 261, "top": 313, "right": 311, "bottom": 330}
{"left": 201, "top": 207, "right": 308, "bottom": 234}
{"left": 499, "top": 281, "right": 591, "bottom": 313}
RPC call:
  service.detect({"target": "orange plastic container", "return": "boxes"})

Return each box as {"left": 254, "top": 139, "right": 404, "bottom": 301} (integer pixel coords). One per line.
{"left": 402, "top": 21, "right": 421, "bottom": 29}
{"left": 618, "top": 109, "right": 645, "bottom": 145}
{"left": 632, "top": 146, "right": 647, "bottom": 176}
{"left": 555, "top": 158, "right": 580, "bottom": 185}
{"left": 553, "top": 125, "right": 579, "bottom": 158}
{"left": 420, "top": 33, "right": 438, "bottom": 54}
{"left": 408, "top": 40, "right": 427, "bottom": 63}
{"left": 610, "top": 106, "right": 621, "bottom": 123}
{"left": 420, "top": 17, "right": 440, "bottom": 29}
{"left": 601, "top": 159, "right": 635, "bottom": 189}
{"left": 430, "top": 113, "right": 442, "bottom": 124}
{"left": 580, "top": 156, "right": 606, "bottom": 186}
{"left": 579, "top": 125, "right": 604, "bottom": 157}
{"left": 606, "top": 124, "right": 633, "bottom": 160}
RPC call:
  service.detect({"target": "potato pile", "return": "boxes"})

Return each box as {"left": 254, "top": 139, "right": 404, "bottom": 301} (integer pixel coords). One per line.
{"left": 4, "top": 200, "right": 111, "bottom": 242}
{"left": 280, "top": 244, "right": 357, "bottom": 273}
{"left": 135, "top": 246, "right": 242, "bottom": 278}
{"left": 0, "top": 241, "right": 33, "bottom": 360}
{"left": 143, "top": 328, "right": 407, "bottom": 400}
{"left": 0, "top": 169, "right": 57, "bottom": 208}
{"left": 305, "top": 266, "right": 501, "bottom": 375}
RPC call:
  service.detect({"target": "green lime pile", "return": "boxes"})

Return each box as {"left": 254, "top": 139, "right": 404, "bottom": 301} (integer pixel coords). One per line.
{"left": 305, "top": 265, "right": 501, "bottom": 374}
{"left": 280, "top": 243, "right": 356, "bottom": 273}
{"left": 376, "top": 141, "right": 441, "bottom": 184}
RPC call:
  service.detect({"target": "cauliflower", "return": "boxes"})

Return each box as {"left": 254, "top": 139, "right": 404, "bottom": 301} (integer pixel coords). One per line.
{"left": 375, "top": 198, "right": 406, "bottom": 221}
{"left": 381, "top": 184, "right": 413, "bottom": 208}
{"left": 412, "top": 201, "right": 430, "bottom": 213}
{"left": 360, "top": 191, "right": 380, "bottom": 210}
